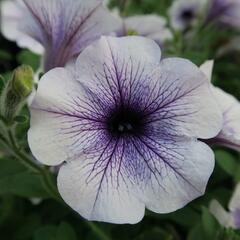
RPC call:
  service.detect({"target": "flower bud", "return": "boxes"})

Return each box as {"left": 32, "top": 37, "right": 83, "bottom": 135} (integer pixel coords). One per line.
{"left": 11, "top": 65, "right": 34, "bottom": 98}
{"left": 0, "top": 65, "right": 34, "bottom": 122}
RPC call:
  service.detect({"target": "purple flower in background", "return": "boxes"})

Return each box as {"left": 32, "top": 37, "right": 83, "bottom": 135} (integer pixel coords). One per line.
{"left": 210, "top": 183, "right": 240, "bottom": 229}
{"left": 168, "top": 0, "right": 207, "bottom": 31}
{"left": 28, "top": 36, "right": 222, "bottom": 224}
{"left": 1, "top": 0, "right": 121, "bottom": 71}
{"left": 200, "top": 61, "right": 240, "bottom": 151}
{"left": 207, "top": 0, "right": 240, "bottom": 29}
{"left": 119, "top": 14, "right": 173, "bottom": 46}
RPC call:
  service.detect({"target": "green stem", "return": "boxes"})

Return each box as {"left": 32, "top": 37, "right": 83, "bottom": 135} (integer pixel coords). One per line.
{"left": 41, "top": 168, "right": 63, "bottom": 202}
{"left": 4, "top": 129, "right": 42, "bottom": 173}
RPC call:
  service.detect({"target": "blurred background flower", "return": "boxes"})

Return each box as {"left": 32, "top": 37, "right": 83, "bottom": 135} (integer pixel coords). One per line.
{"left": 119, "top": 14, "right": 173, "bottom": 46}
{"left": 168, "top": 0, "right": 207, "bottom": 31}
{"left": 210, "top": 183, "right": 240, "bottom": 229}
{"left": 207, "top": 0, "right": 240, "bottom": 29}
{"left": 1, "top": 0, "right": 121, "bottom": 71}
{"left": 200, "top": 60, "right": 240, "bottom": 151}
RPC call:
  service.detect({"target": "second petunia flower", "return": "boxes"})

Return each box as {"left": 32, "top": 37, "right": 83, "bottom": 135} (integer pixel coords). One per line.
{"left": 28, "top": 36, "right": 222, "bottom": 224}
{"left": 1, "top": 0, "right": 121, "bottom": 71}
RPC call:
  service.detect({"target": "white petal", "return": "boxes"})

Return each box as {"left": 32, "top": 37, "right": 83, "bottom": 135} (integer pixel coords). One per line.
{"left": 1, "top": 0, "right": 21, "bottom": 40}
{"left": 57, "top": 150, "right": 145, "bottom": 224}
{"left": 28, "top": 67, "right": 93, "bottom": 166}
{"left": 229, "top": 183, "right": 240, "bottom": 212}
{"left": 209, "top": 200, "right": 233, "bottom": 227}
{"left": 75, "top": 36, "right": 162, "bottom": 106}
{"left": 200, "top": 60, "right": 214, "bottom": 82}
{"left": 141, "top": 140, "right": 215, "bottom": 213}
{"left": 213, "top": 87, "right": 240, "bottom": 150}
{"left": 155, "top": 58, "right": 222, "bottom": 139}
{"left": 76, "top": 36, "right": 161, "bottom": 74}
{"left": 200, "top": 60, "right": 240, "bottom": 150}
{"left": 57, "top": 137, "right": 214, "bottom": 222}
{"left": 124, "top": 15, "right": 173, "bottom": 44}
{"left": 1, "top": 0, "right": 44, "bottom": 54}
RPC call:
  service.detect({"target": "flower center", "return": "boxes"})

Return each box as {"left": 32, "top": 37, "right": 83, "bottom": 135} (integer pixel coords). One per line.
{"left": 181, "top": 9, "right": 195, "bottom": 21}
{"left": 106, "top": 106, "right": 144, "bottom": 137}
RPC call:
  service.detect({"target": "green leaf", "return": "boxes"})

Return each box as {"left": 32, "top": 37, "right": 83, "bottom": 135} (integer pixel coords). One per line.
{"left": 34, "top": 223, "right": 77, "bottom": 240}
{"left": 17, "top": 50, "right": 40, "bottom": 72}
{"left": 215, "top": 150, "right": 237, "bottom": 176}
{"left": 216, "top": 228, "right": 240, "bottom": 240}
{"left": 0, "top": 158, "right": 26, "bottom": 178}
{"left": 234, "top": 166, "right": 240, "bottom": 182}
{"left": 135, "top": 227, "right": 174, "bottom": 240}
{"left": 0, "top": 50, "right": 12, "bottom": 61}
{"left": 201, "top": 207, "right": 220, "bottom": 240}
{"left": 34, "top": 225, "right": 57, "bottom": 240}
{"left": 0, "top": 171, "right": 50, "bottom": 198}
{"left": 0, "top": 158, "right": 50, "bottom": 198}
{"left": 0, "top": 75, "right": 5, "bottom": 95}
{"left": 14, "top": 115, "right": 28, "bottom": 124}
{"left": 14, "top": 214, "right": 42, "bottom": 240}
{"left": 56, "top": 222, "right": 77, "bottom": 240}
{"left": 147, "top": 206, "right": 200, "bottom": 227}
{"left": 187, "top": 223, "right": 205, "bottom": 240}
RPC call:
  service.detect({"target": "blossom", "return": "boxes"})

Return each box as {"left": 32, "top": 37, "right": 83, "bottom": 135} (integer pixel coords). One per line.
{"left": 200, "top": 61, "right": 240, "bottom": 151}
{"left": 1, "top": 0, "right": 121, "bottom": 71}
{"left": 168, "top": 0, "right": 207, "bottom": 31}
{"left": 119, "top": 15, "right": 173, "bottom": 46}
{"left": 28, "top": 36, "right": 222, "bottom": 224}
{"left": 210, "top": 183, "right": 240, "bottom": 229}
{"left": 207, "top": 0, "right": 240, "bottom": 29}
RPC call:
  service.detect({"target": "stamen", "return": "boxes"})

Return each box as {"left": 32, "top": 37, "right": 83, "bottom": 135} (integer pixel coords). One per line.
{"left": 106, "top": 106, "right": 145, "bottom": 137}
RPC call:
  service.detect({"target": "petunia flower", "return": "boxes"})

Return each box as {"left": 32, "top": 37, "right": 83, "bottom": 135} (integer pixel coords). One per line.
{"left": 28, "top": 36, "right": 222, "bottom": 224}
{"left": 206, "top": 0, "right": 240, "bottom": 29}
{"left": 1, "top": 0, "right": 121, "bottom": 71}
{"left": 168, "top": 0, "right": 207, "bottom": 31}
{"left": 200, "top": 60, "right": 240, "bottom": 151}
{"left": 210, "top": 183, "right": 240, "bottom": 229}
{"left": 119, "top": 14, "right": 173, "bottom": 46}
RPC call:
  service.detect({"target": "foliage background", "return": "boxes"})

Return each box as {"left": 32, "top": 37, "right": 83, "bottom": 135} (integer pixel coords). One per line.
{"left": 1, "top": 0, "right": 240, "bottom": 239}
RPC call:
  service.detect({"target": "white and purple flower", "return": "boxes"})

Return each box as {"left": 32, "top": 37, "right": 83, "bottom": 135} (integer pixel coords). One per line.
{"left": 210, "top": 183, "right": 240, "bottom": 229}
{"left": 119, "top": 14, "right": 173, "bottom": 46}
{"left": 28, "top": 36, "right": 222, "bottom": 224}
{"left": 1, "top": 0, "right": 121, "bottom": 71}
{"left": 207, "top": 0, "right": 240, "bottom": 29}
{"left": 168, "top": 0, "right": 207, "bottom": 31}
{"left": 200, "top": 61, "right": 240, "bottom": 151}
